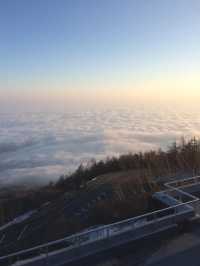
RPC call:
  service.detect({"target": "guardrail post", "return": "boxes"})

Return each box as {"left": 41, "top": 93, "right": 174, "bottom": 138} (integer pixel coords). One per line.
{"left": 17, "top": 254, "right": 20, "bottom": 265}
{"left": 174, "top": 206, "right": 178, "bottom": 224}
{"left": 153, "top": 213, "right": 157, "bottom": 231}
{"left": 106, "top": 227, "right": 109, "bottom": 239}
{"left": 194, "top": 200, "right": 200, "bottom": 215}
{"left": 9, "top": 256, "right": 12, "bottom": 266}
{"left": 45, "top": 246, "right": 49, "bottom": 266}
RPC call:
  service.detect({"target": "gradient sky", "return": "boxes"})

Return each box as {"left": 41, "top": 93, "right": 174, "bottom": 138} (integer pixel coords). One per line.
{"left": 1, "top": 0, "right": 200, "bottom": 110}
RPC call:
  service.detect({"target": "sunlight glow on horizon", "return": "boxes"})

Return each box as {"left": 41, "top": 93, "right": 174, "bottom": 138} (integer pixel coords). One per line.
{"left": 1, "top": 74, "right": 200, "bottom": 111}
{"left": 1, "top": 0, "right": 200, "bottom": 111}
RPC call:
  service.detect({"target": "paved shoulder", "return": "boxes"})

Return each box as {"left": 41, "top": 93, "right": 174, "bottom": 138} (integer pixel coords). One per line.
{"left": 145, "top": 231, "right": 200, "bottom": 266}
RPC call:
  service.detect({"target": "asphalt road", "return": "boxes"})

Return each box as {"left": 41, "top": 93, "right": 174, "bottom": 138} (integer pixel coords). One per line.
{"left": 148, "top": 245, "right": 200, "bottom": 266}
{"left": 146, "top": 222, "right": 200, "bottom": 266}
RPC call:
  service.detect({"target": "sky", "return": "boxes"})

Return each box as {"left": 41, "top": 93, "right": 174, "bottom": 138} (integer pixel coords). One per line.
{"left": 1, "top": 0, "right": 200, "bottom": 111}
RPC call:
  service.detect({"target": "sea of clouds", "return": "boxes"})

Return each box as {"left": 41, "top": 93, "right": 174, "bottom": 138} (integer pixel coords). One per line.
{"left": 0, "top": 106, "right": 200, "bottom": 186}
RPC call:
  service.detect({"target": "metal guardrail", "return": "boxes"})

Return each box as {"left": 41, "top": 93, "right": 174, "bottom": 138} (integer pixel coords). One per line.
{"left": 1, "top": 176, "right": 200, "bottom": 266}
{"left": 166, "top": 176, "right": 200, "bottom": 189}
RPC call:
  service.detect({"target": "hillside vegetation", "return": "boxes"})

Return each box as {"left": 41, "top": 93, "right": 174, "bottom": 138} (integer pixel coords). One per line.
{"left": 55, "top": 137, "right": 200, "bottom": 191}
{"left": 1, "top": 137, "right": 200, "bottom": 229}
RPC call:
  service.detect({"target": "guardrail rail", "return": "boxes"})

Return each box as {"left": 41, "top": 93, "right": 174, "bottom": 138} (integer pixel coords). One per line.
{"left": 1, "top": 176, "right": 200, "bottom": 266}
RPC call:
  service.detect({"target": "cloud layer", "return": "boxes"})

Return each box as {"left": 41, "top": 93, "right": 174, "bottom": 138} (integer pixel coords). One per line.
{"left": 0, "top": 106, "right": 200, "bottom": 186}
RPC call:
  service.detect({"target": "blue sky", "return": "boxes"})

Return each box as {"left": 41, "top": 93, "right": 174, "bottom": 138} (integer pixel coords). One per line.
{"left": 1, "top": 0, "right": 200, "bottom": 110}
